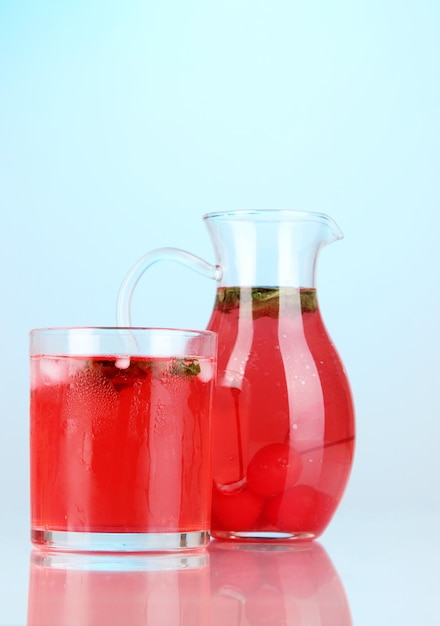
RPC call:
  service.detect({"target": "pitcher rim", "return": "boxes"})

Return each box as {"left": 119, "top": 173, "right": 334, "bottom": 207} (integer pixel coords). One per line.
{"left": 203, "top": 209, "right": 335, "bottom": 224}
{"left": 203, "top": 209, "right": 343, "bottom": 238}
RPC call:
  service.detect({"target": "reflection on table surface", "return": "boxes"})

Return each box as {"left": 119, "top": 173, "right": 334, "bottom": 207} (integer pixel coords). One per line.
{"left": 27, "top": 540, "right": 352, "bottom": 625}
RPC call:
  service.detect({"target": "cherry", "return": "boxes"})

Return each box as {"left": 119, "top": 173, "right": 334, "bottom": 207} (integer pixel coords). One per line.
{"left": 211, "top": 486, "right": 264, "bottom": 532}
{"left": 247, "top": 443, "right": 303, "bottom": 497}
{"left": 264, "top": 485, "right": 336, "bottom": 535}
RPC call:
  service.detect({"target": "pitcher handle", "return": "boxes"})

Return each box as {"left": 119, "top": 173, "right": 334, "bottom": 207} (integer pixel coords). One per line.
{"left": 116, "top": 247, "right": 222, "bottom": 326}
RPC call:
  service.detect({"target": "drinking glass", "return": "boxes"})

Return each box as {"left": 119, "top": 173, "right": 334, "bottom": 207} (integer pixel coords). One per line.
{"left": 29, "top": 327, "right": 217, "bottom": 552}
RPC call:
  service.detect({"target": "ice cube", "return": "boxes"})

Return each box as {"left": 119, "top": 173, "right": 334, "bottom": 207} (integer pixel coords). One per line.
{"left": 197, "top": 359, "right": 214, "bottom": 383}
{"left": 34, "top": 357, "right": 87, "bottom": 387}
{"left": 115, "top": 357, "right": 130, "bottom": 369}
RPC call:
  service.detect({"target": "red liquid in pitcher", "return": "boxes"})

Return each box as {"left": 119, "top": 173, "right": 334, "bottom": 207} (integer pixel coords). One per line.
{"left": 30, "top": 356, "right": 214, "bottom": 535}
{"left": 208, "top": 287, "right": 355, "bottom": 539}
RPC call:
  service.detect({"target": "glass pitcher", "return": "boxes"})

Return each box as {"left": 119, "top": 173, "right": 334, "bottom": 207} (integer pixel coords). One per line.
{"left": 116, "top": 210, "right": 355, "bottom": 541}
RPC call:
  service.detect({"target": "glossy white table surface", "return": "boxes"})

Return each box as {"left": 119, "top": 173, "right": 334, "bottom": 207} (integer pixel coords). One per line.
{"left": 1, "top": 507, "right": 438, "bottom": 626}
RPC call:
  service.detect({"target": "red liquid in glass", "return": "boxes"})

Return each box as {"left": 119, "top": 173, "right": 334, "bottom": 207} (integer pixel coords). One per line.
{"left": 207, "top": 287, "right": 355, "bottom": 539}
{"left": 30, "top": 356, "right": 214, "bottom": 534}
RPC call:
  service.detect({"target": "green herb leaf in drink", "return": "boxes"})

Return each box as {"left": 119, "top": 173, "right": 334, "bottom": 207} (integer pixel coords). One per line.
{"left": 169, "top": 358, "right": 201, "bottom": 378}
{"left": 214, "top": 287, "right": 318, "bottom": 317}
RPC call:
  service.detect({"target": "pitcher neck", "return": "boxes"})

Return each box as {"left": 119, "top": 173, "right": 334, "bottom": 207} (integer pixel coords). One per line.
{"left": 203, "top": 210, "right": 343, "bottom": 288}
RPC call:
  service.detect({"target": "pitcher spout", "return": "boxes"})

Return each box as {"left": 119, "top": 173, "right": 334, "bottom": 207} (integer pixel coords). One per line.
{"left": 315, "top": 212, "right": 344, "bottom": 245}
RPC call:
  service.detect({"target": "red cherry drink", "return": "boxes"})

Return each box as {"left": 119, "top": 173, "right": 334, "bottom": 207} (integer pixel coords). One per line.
{"left": 208, "top": 287, "right": 355, "bottom": 539}
{"left": 30, "top": 356, "right": 214, "bottom": 537}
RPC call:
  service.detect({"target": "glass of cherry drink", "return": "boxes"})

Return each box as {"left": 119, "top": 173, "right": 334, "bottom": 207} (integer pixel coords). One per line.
{"left": 30, "top": 326, "right": 217, "bottom": 552}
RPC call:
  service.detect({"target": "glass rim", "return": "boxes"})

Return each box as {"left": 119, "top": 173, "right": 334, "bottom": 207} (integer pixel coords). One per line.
{"left": 29, "top": 327, "right": 217, "bottom": 358}
{"left": 29, "top": 326, "right": 216, "bottom": 338}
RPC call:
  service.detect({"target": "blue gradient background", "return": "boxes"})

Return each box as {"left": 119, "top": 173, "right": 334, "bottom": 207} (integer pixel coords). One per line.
{"left": 1, "top": 1, "right": 439, "bottom": 622}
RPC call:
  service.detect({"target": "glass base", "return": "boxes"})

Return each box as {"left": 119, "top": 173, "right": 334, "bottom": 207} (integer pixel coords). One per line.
{"left": 31, "top": 529, "right": 210, "bottom": 553}
{"left": 211, "top": 530, "right": 315, "bottom": 542}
